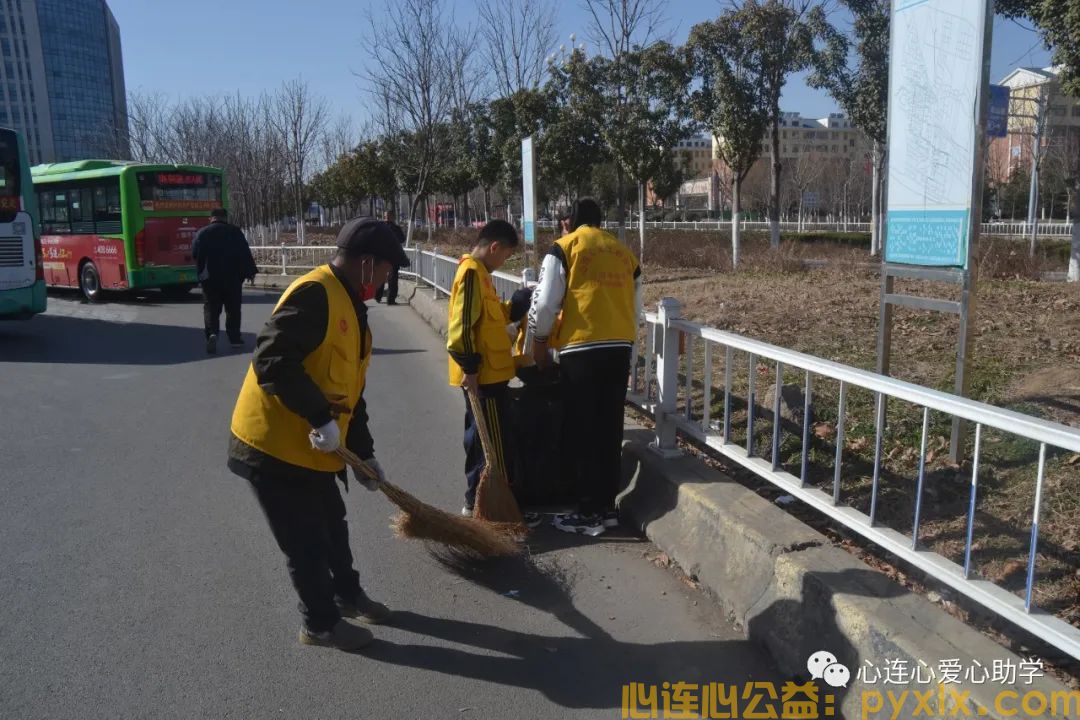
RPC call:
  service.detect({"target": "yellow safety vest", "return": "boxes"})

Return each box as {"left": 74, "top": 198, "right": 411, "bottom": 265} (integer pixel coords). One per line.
{"left": 447, "top": 255, "right": 515, "bottom": 386}
{"left": 554, "top": 226, "right": 639, "bottom": 349}
{"left": 231, "top": 265, "right": 370, "bottom": 473}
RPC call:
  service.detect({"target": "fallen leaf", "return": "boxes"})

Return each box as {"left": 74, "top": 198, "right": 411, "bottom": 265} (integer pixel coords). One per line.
{"left": 1066, "top": 453, "right": 1080, "bottom": 466}
{"left": 814, "top": 422, "right": 835, "bottom": 440}
{"left": 846, "top": 437, "right": 870, "bottom": 452}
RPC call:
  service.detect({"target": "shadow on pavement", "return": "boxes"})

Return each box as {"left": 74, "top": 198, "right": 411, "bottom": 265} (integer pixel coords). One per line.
{"left": 47, "top": 287, "right": 283, "bottom": 307}
{"left": 0, "top": 314, "right": 256, "bottom": 365}
{"left": 371, "top": 347, "right": 427, "bottom": 356}
{"left": 369, "top": 549, "right": 885, "bottom": 714}
{"left": 368, "top": 549, "right": 766, "bottom": 712}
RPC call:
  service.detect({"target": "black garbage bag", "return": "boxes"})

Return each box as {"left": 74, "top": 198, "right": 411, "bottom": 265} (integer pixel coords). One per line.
{"left": 508, "top": 365, "right": 576, "bottom": 510}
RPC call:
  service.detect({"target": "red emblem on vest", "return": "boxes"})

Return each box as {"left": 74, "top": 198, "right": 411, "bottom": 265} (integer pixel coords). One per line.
{"left": 339, "top": 318, "right": 348, "bottom": 334}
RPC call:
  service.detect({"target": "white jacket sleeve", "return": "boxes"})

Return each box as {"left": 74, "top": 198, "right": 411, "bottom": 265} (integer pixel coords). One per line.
{"left": 528, "top": 252, "right": 566, "bottom": 341}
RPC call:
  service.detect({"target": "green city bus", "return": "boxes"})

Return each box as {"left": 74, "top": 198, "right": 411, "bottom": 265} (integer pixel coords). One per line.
{"left": 0, "top": 127, "right": 45, "bottom": 320}
{"left": 31, "top": 161, "right": 227, "bottom": 302}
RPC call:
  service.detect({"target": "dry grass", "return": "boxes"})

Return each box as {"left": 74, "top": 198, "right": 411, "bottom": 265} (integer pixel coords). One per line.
{"left": 639, "top": 253, "right": 1080, "bottom": 645}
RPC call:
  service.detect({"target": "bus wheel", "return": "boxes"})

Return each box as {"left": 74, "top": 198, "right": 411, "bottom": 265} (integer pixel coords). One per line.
{"left": 79, "top": 262, "right": 103, "bottom": 303}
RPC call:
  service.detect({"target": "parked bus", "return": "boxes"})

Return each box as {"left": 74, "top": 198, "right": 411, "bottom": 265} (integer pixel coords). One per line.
{"left": 31, "top": 161, "right": 226, "bottom": 302}
{"left": 0, "top": 127, "right": 45, "bottom": 320}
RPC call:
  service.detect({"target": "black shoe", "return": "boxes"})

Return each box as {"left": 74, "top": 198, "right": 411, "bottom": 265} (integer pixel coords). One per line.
{"left": 228, "top": 336, "right": 244, "bottom": 348}
{"left": 336, "top": 591, "right": 392, "bottom": 625}
{"left": 552, "top": 512, "right": 606, "bottom": 537}
{"left": 386, "top": 300, "right": 397, "bottom": 306}
{"left": 205, "top": 334, "right": 218, "bottom": 354}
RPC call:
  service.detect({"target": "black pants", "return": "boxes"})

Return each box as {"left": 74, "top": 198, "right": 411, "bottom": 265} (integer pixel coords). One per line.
{"left": 559, "top": 346, "right": 632, "bottom": 514}
{"left": 245, "top": 467, "right": 363, "bottom": 633}
{"left": 374, "top": 266, "right": 400, "bottom": 303}
{"left": 463, "top": 382, "right": 515, "bottom": 509}
{"left": 202, "top": 281, "right": 242, "bottom": 341}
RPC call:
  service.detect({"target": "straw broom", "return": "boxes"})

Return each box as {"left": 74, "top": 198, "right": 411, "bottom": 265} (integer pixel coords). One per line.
{"left": 465, "top": 388, "right": 525, "bottom": 525}
{"left": 335, "top": 446, "right": 523, "bottom": 557}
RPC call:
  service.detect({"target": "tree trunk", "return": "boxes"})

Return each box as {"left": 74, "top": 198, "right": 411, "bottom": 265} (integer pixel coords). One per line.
{"left": 463, "top": 191, "right": 470, "bottom": 227}
{"left": 427, "top": 196, "right": 434, "bottom": 243}
{"left": 732, "top": 175, "right": 742, "bottom": 269}
{"left": 616, "top": 166, "right": 626, "bottom": 243}
{"left": 638, "top": 182, "right": 646, "bottom": 264}
{"left": 769, "top": 117, "right": 781, "bottom": 248}
{"left": 295, "top": 194, "right": 304, "bottom": 244}
{"left": 406, "top": 193, "right": 421, "bottom": 247}
{"left": 483, "top": 186, "right": 490, "bottom": 222}
{"left": 1069, "top": 184, "right": 1079, "bottom": 282}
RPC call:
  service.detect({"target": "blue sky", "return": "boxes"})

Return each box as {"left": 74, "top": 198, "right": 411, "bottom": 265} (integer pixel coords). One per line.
{"left": 109, "top": 0, "right": 1052, "bottom": 131}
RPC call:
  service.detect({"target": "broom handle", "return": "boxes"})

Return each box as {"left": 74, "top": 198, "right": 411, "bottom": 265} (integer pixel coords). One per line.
{"left": 336, "top": 446, "right": 381, "bottom": 481}
{"left": 465, "top": 387, "right": 499, "bottom": 471}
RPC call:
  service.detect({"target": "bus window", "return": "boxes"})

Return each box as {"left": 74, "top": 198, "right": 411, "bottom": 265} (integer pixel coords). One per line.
{"left": 71, "top": 188, "right": 95, "bottom": 233}
{"left": 41, "top": 190, "right": 71, "bottom": 234}
{"left": 92, "top": 182, "right": 122, "bottom": 233}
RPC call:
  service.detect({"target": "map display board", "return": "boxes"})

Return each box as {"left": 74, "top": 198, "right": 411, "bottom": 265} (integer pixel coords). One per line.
{"left": 885, "top": 0, "right": 990, "bottom": 268}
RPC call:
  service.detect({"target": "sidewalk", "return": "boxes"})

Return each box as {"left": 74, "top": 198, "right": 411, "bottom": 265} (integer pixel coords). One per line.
{"left": 398, "top": 277, "right": 1075, "bottom": 719}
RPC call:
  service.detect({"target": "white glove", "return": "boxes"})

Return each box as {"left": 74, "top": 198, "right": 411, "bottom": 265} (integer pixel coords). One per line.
{"left": 309, "top": 420, "right": 341, "bottom": 453}
{"left": 356, "top": 457, "right": 386, "bottom": 491}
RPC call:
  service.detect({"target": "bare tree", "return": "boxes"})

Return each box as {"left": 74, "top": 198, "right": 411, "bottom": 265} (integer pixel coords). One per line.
{"left": 363, "top": 0, "right": 459, "bottom": 244}
{"left": 271, "top": 78, "right": 329, "bottom": 243}
{"left": 583, "top": 0, "right": 668, "bottom": 60}
{"left": 789, "top": 150, "right": 826, "bottom": 230}
{"left": 320, "top": 114, "right": 356, "bottom": 171}
{"left": 581, "top": 0, "right": 671, "bottom": 242}
{"left": 477, "top": 0, "right": 557, "bottom": 97}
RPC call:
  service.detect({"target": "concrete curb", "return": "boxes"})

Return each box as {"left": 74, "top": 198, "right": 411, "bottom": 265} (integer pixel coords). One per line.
{"left": 618, "top": 435, "right": 1073, "bottom": 719}
{"left": 399, "top": 278, "right": 1074, "bottom": 718}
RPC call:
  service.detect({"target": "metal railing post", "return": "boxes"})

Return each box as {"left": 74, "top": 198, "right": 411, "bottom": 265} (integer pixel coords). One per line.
{"left": 280, "top": 242, "right": 286, "bottom": 276}
{"left": 651, "top": 297, "right": 683, "bottom": 457}
{"left": 432, "top": 247, "right": 441, "bottom": 299}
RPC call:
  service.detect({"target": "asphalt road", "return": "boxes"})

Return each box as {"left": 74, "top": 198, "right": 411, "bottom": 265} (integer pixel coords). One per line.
{"left": 0, "top": 287, "right": 780, "bottom": 720}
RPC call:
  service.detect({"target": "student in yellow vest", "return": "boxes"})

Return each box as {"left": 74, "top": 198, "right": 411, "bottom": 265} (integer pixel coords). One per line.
{"left": 446, "top": 220, "right": 533, "bottom": 518}
{"left": 528, "top": 197, "right": 641, "bottom": 537}
{"left": 228, "top": 217, "right": 409, "bottom": 652}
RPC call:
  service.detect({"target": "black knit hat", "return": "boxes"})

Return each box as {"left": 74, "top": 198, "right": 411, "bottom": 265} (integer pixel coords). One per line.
{"left": 335, "top": 217, "right": 410, "bottom": 267}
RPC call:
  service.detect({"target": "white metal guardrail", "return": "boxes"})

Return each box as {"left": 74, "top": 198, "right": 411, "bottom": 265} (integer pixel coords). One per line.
{"left": 253, "top": 245, "right": 524, "bottom": 300}
{"left": 633, "top": 299, "right": 1080, "bottom": 662}
{"left": 536, "top": 219, "right": 1074, "bottom": 239}
{"left": 259, "top": 245, "right": 1080, "bottom": 659}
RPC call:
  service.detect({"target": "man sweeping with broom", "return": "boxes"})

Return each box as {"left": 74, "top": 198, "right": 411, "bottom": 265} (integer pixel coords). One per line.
{"left": 228, "top": 217, "right": 409, "bottom": 652}
{"left": 446, "top": 220, "right": 534, "bottom": 524}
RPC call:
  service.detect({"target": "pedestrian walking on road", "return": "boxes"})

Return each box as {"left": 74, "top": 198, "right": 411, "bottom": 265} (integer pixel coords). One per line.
{"left": 446, "top": 220, "right": 533, "bottom": 519}
{"left": 228, "top": 217, "right": 410, "bottom": 652}
{"left": 192, "top": 208, "right": 257, "bottom": 354}
{"left": 528, "top": 198, "right": 641, "bottom": 537}
{"left": 374, "top": 211, "right": 406, "bottom": 305}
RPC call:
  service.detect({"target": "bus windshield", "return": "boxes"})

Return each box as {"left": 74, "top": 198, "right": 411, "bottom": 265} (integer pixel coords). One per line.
{"left": 0, "top": 131, "right": 22, "bottom": 219}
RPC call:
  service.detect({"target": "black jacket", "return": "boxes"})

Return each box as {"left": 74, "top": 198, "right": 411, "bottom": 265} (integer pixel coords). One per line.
{"left": 193, "top": 220, "right": 257, "bottom": 286}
